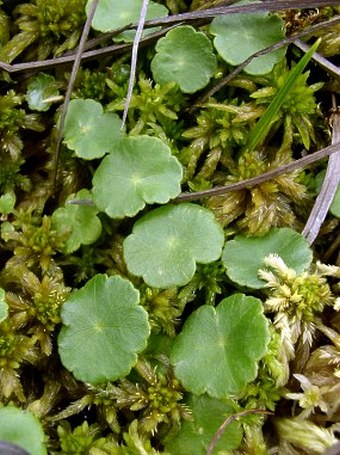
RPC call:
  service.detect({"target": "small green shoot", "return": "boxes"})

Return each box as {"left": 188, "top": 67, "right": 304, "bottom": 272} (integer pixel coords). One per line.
{"left": 0, "top": 192, "right": 15, "bottom": 214}
{"left": 246, "top": 39, "right": 320, "bottom": 153}
{"left": 92, "top": 135, "right": 183, "bottom": 219}
{"left": 63, "top": 99, "right": 123, "bottom": 160}
{"left": 210, "top": 0, "right": 285, "bottom": 75}
{"left": 58, "top": 274, "right": 150, "bottom": 384}
{"left": 170, "top": 293, "right": 270, "bottom": 397}
{"left": 165, "top": 394, "right": 243, "bottom": 454}
{"left": 123, "top": 203, "right": 224, "bottom": 288}
{"left": 0, "top": 407, "right": 47, "bottom": 455}
{"left": 151, "top": 25, "right": 217, "bottom": 93}
{"left": 222, "top": 227, "right": 313, "bottom": 289}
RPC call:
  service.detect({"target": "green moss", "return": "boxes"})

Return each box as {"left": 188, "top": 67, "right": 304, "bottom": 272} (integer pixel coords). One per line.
{"left": 0, "top": 0, "right": 86, "bottom": 62}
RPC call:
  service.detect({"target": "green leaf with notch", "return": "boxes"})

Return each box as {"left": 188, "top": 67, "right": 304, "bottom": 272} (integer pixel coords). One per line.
{"left": 124, "top": 203, "right": 224, "bottom": 288}
{"left": 92, "top": 135, "right": 183, "bottom": 219}
{"left": 58, "top": 274, "right": 150, "bottom": 384}
{"left": 164, "top": 394, "right": 243, "bottom": 454}
{"left": 88, "top": 0, "right": 168, "bottom": 34}
{"left": 210, "top": 0, "right": 285, "bottom": 75}
{"left": 151, "top": 25, "right": 217, "bottom": 93}
{"left": 222, "top": 227, "right": 312, "bottom": 289}
{"left": 171, "top": 294, "right": 270, "bottom": 397}
{"left": 63, "top": 99, "right": 123, "bottom": 160}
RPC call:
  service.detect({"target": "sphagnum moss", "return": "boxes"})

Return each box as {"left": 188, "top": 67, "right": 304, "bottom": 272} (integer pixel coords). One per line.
{"left": 0, "top": 1, "right": 339, "bottom": 453}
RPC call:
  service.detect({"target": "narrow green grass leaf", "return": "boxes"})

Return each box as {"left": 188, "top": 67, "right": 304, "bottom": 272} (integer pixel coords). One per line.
{"left": 246, "top": 39, "right": 320, "bottom": 153}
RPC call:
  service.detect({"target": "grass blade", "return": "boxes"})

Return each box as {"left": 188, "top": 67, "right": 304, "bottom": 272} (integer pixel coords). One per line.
{"left": 246, "top": 38, "right": 320, "bottom": 153}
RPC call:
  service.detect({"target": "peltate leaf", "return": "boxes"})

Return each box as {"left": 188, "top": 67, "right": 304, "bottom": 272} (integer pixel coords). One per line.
{"left": 58, "top": 274, "right": 150, "bottom": 384}
{"left": 25, "top": 73, "right": 59, "bottom": 111}
{"left": 0, "top": 407, "right": 47, "bottom": 455}
{"left": 170, "top": 294, "right": 270, "bottom": 397}
{"left": 123, "top": 203, "right": 224, "bottom": 288}
{"left": 151, "top": 25, "right": 217, "bottom": 93}
{"left": 88, "top": 0, "right": 168, "bottom": 33}
{"left": 164, "top": 394, "right": 243, "bottom": 454}
{"left": 222, "top": 227, "right": 312, "bottom": 289}
{"left": 92, "top": 135, "right": 183, "bottom": 219}
{"left": 210, "top": 0, "right": 285, "bottom": 75}
{"left": 51, "top": 189, "right": 102, "bottom": 253}
{"left": 63, "top": 99, "right": 123, "bottom": 160}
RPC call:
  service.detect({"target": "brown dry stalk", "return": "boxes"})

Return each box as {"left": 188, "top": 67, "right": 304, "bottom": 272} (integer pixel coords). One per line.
{"left": 1, "top": 4, "right": 340, "bottom": 74}
{"left": 176, "top": 142, "right": 340, "bottom": 202}
{"left": 68, "top": 141, "right": 340, "bottom": 207}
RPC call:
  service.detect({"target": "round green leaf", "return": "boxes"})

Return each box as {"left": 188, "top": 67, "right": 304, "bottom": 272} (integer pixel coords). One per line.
{"left": 63, "top": 99, "right": 123, "bottom": 160}
{"left": 151, "top": 25, "right": 217, "bottom": 93}
{"left": 123, "top": 203, "right": 224, "bottom": 288}
{"left": 58, "top": 274, "right": 150, "bottom": 384}
{"left": 92, "top": 135, "right": 183, "bottom": 219}
{"left": 0, "top": 407, "right": 47, "bottom": 455}
{"left": 171, "top": 294, "right": 270, "bottom": 397}
{"left": 0, "top": 288, "right": 8, "bottom": 322}
{"left": 88, "top": 0, "right": 168, "bottom": 33}
{"left": 25, "top": 73, "right": 59, "bottom": 112}
{"left": 222, "top": 227, "right": 312, "bottom": 289}
{"left": 210, "top": 1, "right": 285, "bottom": 75}
{"left": 51, "top": 189, "right": 102, "bottom": 253}
{"left": 165, "top": 394, "right": 242, "bottom": 454}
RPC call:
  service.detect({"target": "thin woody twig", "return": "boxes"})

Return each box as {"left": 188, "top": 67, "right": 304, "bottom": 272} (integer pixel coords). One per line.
{"left": 175, "top": 141, "right": 340, "bottom": 202}
{"left": 145, "top": 0, "right": 340, "bottom": 27}
{"left": 302, "top": 99, "right": 340, "bottom": 244}
{"left": 190, "top": 16, "right": 340, "bottom": 110}
{"left": 1, "top": 4, "right": 340, "bottom": 74}
{"left": 122, "top": 0, "right": 149, "bottom": 129}
{"left": 294, "top": 39, "right": 340, "bottom": 80}
{"left": 52, "top": 0, "right": 100, "bottom": 189}
{"left": 68, "top": 141, "right": 340, "bottom": 206}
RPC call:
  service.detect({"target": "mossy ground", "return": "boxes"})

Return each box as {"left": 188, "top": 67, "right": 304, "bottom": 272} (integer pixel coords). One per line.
{"left": 0, "top": 1, "right": 339, "bottom": 454}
